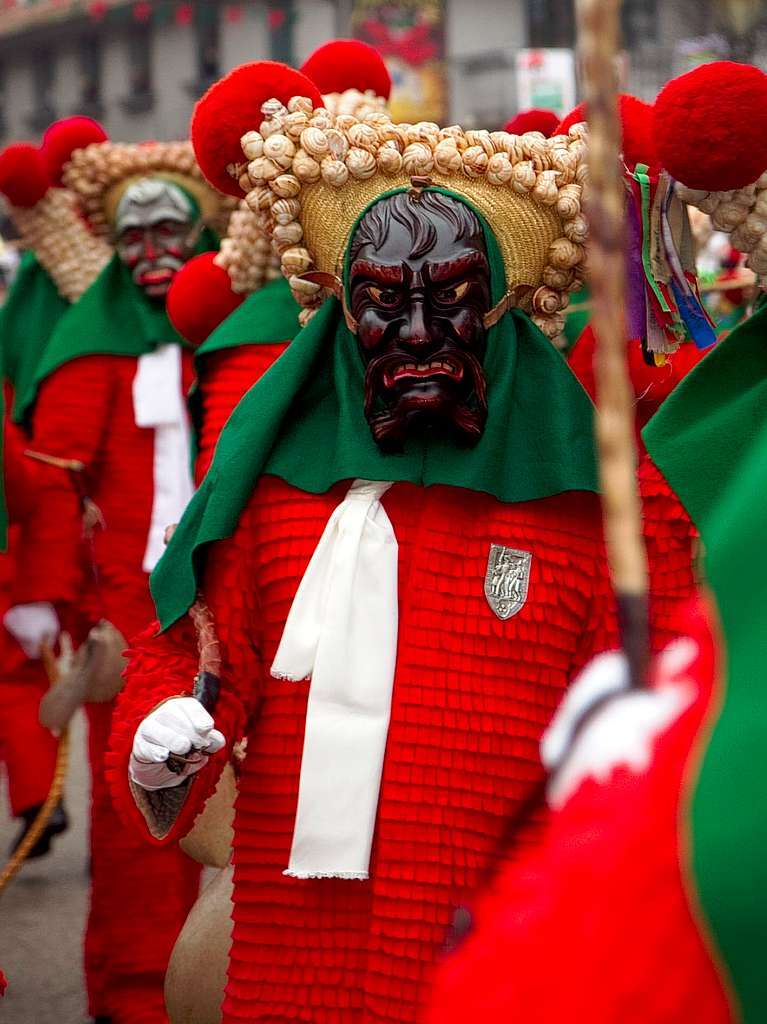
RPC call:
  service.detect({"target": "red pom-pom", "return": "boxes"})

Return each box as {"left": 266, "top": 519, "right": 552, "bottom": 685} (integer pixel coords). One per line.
{"left": 166, "top": 253, "right": 243, "bottom": 347}
{"left": 300, "top": 39, "right": 391, "bottom": 100}
{"left": 556, "top": 95, "right": 657, "bottom": 169}
{"left": 556, "top": 102, "right": 586, "bottom": 136}
{"left": 192, "top": 62, "right": 322, "bottom": 198}
{"left": 654, "top": 61, "right": 767, "bottom": 191}
{"left": 0, "top": 144, "right": 50, "bottom": 207}
{"left": 41, "top": 116, "right": 108, "bottom": 186}
{"left": 504, "top": 109, "right": 559, "bottom": 138}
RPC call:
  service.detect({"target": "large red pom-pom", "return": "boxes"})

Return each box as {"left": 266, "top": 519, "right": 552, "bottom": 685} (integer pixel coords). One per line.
{"left": 504, "top": 109, "right": 559, "bottom": 138}
{"left": 192, "top": 62, "right": 322, "bottom": 197}
{"left": 166, "top": 253, "right": 243, "bottom": 347}
{"left": 41, "top": 116, "right": 108, "bottom": 186}
{"left": 0, "top": 144, "right": 50, "bottom": 207}
{"left": 300, "top": 39, "right": 391, "bottom": 100}
{"left": 556, "top": 95, "right": 657, "bottom": 169}
{"left": 654, "top": 61, "right": 767, "bottom": 192}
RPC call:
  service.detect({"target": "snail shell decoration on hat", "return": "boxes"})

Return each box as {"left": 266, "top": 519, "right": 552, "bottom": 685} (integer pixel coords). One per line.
{"left": 192, "top": 61, "right": 589, "bottom": 340}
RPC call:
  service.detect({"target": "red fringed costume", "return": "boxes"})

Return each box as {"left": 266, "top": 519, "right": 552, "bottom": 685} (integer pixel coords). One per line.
{"left": 6, "top": 121, "right": 229, "bottom": 1022}
{"left": 424, "top": 596, "right": 732, "bottom": 1024}
{"left": 111, "top": 479, "right": 617, "bottom": 1022}
{"left": 108, "top": 60, "right": 699, "bottom": 1024}
{"left": 194, "top": 343, "right": 288, "bottom": 481}
{"left": 17, "top": 353, "right": 201, "bottom": 1023}
{"left": 0, "top": 413, "right": 58, "bottom": 817}
{"left": 568, "top": 326, "right": 707, "bottom": 453}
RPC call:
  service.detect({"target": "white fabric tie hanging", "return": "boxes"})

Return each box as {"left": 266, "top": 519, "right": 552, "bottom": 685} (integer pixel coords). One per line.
{"left": 271, "top": 478, "right": 398, "bottom": 880}
{"left": 132, "top": 343, "right": 195, "bottom": 573}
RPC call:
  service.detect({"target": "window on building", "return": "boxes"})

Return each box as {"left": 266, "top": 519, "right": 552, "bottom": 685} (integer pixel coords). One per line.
{"left": 527, "top": 0, "right": 575, "bottom": 48}
{"left": 188, "top": 1, "right": 221, "bottom": 96}
{"left": 78, "top": 32, "right": 103, "bottom": 117}
{"left": 27, "top": 47, "right": 57, "bottom": 132}
{"left": 122, "top": 21, "right": 154, "bottom": 114}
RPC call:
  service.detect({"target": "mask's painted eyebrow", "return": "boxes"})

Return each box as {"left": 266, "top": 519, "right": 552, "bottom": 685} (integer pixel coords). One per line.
{"left": 426, "top": 251, "right": 489, "bottom": 283}
{"left": 349, "top": 260, "right": 405, "bottom": 285}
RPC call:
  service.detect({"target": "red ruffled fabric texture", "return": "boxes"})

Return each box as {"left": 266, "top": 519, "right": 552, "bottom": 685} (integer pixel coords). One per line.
{"left": 568, "top": 327, "right": 707, "bottom": 455}
{"left": 424, "top": 594, "right": 732, "bottom": 1023}
{"left": 109, "top": 474, "right": 694, "bottom": 1023}
{"left": 194, "top": 342, "right": 288, "bottom": 483}
{"left": 16, "top": 352, "right": 201, "bottom": 1023}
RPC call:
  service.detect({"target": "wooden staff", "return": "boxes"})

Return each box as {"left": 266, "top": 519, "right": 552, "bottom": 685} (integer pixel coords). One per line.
{"left": 576, "top": 0, "right": 649, "bottom": 687}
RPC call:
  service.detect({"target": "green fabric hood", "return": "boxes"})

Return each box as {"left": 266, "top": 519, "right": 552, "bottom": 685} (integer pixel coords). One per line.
{"left": 1, "top": 252, "right": 69, "bottom": 425}
{"left": 151, "top": 188, "right": 599, "bottom": 629}
{"left": 27, "top": 229, "right": 218, "bottom": 413}
{"left": 643, "top": 301, "right": 767, "bottom": 535}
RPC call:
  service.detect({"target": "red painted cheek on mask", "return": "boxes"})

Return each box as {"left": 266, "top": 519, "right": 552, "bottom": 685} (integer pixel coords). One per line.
{"left": 123, "top": 249, "right": 142, "bottom": 270}
{"left": 163, "top": 242, "right": 185, "bottom": 260}
{"left": 449, "top": 307, "right": 483, "bottom": 346}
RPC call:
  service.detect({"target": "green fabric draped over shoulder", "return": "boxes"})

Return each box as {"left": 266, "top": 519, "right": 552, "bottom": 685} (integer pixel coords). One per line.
{"left": 644, "top": 296, "right": 767, "bottom": 1019}
{"left": 691, "top": 413, "right": 767, "bottom": 1022}
{"left": 1, "top": 252, "right": 70, "bottom": 424}
{"left": 151, "top": 188, "right": 599, "bottom": 629}
{"left": 196, "top": 276, "right": 299, "bottom": 361}
{"left": 25, "top": 228, "right": 218, "bottom": 414}
{"left": 643, "top": 300, "right": 767, "bottom": 535}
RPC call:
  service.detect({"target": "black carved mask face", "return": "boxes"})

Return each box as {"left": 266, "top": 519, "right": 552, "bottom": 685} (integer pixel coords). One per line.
{"left": 349, "top": 191, "right": 491, "bottom": 452}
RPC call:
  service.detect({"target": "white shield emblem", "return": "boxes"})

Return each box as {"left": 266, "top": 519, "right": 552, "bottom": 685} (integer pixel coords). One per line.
{"left": 484, "top": 545, "right": 532, "bottom": 620}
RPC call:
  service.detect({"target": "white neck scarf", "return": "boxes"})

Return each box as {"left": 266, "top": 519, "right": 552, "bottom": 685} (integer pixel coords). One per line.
{"left": 132, "top": 343, "right": 195, "bottom": 573}
{"left": 271, "top": 479, "right": 398, "bottom": 879}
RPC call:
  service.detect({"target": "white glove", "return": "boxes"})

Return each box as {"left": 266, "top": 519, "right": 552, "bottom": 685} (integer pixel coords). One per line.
{"left": 129, "top": 697, "right": 226, "bottom": 791}
{"left": 542, "top": 640, "right": 697, "bottom": 810}
{"left": 4, "top": 602, "right": 60, "bottom": 659}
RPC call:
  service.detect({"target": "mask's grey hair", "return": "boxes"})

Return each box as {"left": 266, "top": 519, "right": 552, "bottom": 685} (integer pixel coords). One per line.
{"left": 350, "top": 191, "right": 482, "bottom": 263}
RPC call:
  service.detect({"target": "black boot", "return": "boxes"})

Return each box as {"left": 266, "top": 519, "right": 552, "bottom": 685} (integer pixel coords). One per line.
{"left": 10, "top": 800, "right": 69, "bottom": 859}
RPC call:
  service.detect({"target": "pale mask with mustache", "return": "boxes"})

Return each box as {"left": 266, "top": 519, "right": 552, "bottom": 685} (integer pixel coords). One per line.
{"left": 115, "top": 178, "right": 200, "bottom": 301}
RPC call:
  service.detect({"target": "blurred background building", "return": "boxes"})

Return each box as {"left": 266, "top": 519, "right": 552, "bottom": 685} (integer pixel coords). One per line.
{"left": 0, "top": 0, "right": 765, "bottom": 146}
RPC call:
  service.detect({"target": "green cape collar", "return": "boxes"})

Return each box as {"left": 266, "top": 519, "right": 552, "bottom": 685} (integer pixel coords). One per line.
{"left": 27, "top": 228, "right": 218, "bottom": 413}
{"left": 195, "top": 276, "right": 299, "bottom": 361}
{"left": 2, "top": 252, "right": 70, "bottom": 425}
{"left": 152, "top": 296, "right": 598, "bottom": 629}
{"left": 643, "top": 301, "right": 767, "bottom": 534}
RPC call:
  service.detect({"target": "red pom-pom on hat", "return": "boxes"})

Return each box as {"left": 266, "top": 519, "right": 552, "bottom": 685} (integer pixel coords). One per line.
{"left": 504, "top": 109, "right": 559, "bottom": 138}
{"left": 654, "top": 61, "right": 767, "bottom": 192}
{"left": 166, "top": 252, "right": 243, "bottom": 348}
{"left": 556, "top": 95, "right": 658, "bottom": 169}
{"left": 41, "top": 116, "right": 108, "bottom": 186}
{"left": 192, "top": 61, "right": 322, "bottom": 198}
{"left": 556, "top": 102, "right": 586, "bottom": 136}
{"left": 300, "top": 39, "right": 391, "bottom": 100}
{"left": 0, "top": 144, "right": 50, "bottom": 207}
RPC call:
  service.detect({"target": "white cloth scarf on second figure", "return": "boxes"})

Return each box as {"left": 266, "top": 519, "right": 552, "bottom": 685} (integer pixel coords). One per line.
{"left": 271, "top": 478, "right": 399, "bottom": 879}
{"left": 132, "top": 343, "right": 195, "bottom": 573}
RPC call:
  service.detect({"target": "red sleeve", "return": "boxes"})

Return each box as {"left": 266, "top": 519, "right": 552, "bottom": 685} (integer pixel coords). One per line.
{"left": 194, "top": 342, "right": 288, "bottom": 483}
{"left": 640, "top": 455, "right": 698, "bottom": 652}
{"left": 425, "top": 597, "right": 729, "bottom": 1024}
{"left": 107, "top": 500, "right": 264, "bottom": 844}
{"left": 11, "top": 356, "right": 114, "bottom": 605}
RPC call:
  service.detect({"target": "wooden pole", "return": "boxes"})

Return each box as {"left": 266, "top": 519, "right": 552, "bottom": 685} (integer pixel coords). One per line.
{"left": 576, "top": 0, "right": 649, "bottom": 687}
